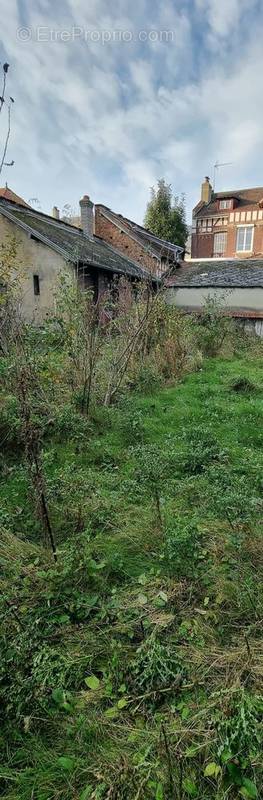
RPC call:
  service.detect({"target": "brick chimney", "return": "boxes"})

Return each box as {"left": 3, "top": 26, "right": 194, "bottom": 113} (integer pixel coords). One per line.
{"left": 201, "top": 176, "right": 212, "bottom": 205}
{"left": 52, "top": 206, "right": 60, "bottom": 219}
{"left": 79, "top": 195, "right": 94, "bottom": 237}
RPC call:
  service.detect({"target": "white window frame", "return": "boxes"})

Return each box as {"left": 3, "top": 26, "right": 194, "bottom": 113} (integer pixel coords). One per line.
{"left": 219, "top": 199, "right": 232, "bottom": 210}
{"left": 213, "top": 231, "right": 227, "bottom": 256}
{"left": 236, "top": 224, "right": 254, "bottom": 253}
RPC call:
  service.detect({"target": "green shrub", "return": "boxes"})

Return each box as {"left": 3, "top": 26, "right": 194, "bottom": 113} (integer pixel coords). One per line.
{"left": 117, "top": 408, "right": 145, "bottom": 445}
{"left": 164, "top": 514, "right": 202, "bottom": 578}
{"left": 196, "top": 296, "right": 233, "bottom": 356}
{"left": 130, "top": 632, "right": 184, "bottom": 692}
{"left": 181, "top": 426, "right": 227, "bottom": 475}
{"left": 0, "top": 395, "right": 21, "bottom": 450}
{"left": 132, "top": 360, "right": 162, "bottom": 394}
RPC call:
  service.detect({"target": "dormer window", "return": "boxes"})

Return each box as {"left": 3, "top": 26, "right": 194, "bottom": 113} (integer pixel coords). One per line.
{"left": 219, "top": 199, "right": 232, "bottom": 210}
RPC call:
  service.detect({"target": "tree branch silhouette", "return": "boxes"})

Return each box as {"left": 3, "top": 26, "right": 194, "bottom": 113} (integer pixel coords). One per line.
{"left": 0, "top": 63, "right": 14, "bottom": 177}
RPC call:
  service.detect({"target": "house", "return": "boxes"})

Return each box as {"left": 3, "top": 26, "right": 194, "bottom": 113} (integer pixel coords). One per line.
{"left": 50, "top": 200, "right": 184, "bottom": 276}
{"left": 0, "top": 184, "right": 31, "bottom": 208}
{"left": 165, "top": 258, "right": 263, "bottom": 336}
{"left": 192, "top": 178, "right": 263, "bottom": 260}
{"left": 0, "top": 191, "right": 153, "bottom": 322}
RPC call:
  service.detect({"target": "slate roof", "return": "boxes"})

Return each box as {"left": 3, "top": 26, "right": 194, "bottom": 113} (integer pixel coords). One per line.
{"left": 194, "top": 187, "right": 263, "bottom": 219}
{"left": 166, "top": 259, "right": 263, "bottom": 288}
{"left": 96, "top": 204, "right": 183, "bottom": 259}
{"left": 0, "top": 199, "right": 151, "bottom": 280}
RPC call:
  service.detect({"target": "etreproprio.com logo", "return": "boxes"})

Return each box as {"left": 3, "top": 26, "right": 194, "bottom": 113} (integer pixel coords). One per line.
{"left": 16, "top": 26, "right": 175, "bottom": 45}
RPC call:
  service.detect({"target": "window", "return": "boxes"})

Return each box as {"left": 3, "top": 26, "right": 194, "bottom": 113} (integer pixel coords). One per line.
{"left": 213, "top": 232, "right": 227, "bottom": 256}
{"left": 236, "top": 226, "right": 253, "bottom": 252}
{"left": 33, "top": 274, "right": 40, "bottom": 296}
{"left": 219, "top": 199, "right": 232, "bottom": 210}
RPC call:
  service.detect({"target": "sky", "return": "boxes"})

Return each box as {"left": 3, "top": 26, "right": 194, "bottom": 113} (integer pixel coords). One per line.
{"left": 1, "top": 0, "right": 263, "bottom": 223}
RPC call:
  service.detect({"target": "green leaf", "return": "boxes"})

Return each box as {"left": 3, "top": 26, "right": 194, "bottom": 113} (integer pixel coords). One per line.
{"left": 204, "top": 762, "right": 220, "bottom": 778}
{"left": 52, "top": 688, "right": 65, "bottom": 705}
{"left": 117, "top": 697, "right": 128, "bottom": 710}
{"left": 118, "top": 683, "right": 127, "bottom": 694}
{"left": 181, "top": 705, "right": 190, "bottom": 720}
{"left": 227, "top": 762, "right": 243, "bottom": 785}
{"left": 138, "top": 573, "right": 147, "bottom": 585}
{"left": 85, "top": 675, "right": 100, "bottom": 690}
{"left": 156, "top": 783, "right": 164, "bottom": 800}
{"left": 239, "top": 779, "right": 258, "bottom": 799}
{"left": 57, "top": 756, "right": 74, "bottom": 771}
{"left": 137, "top": 593, "right": 148, "bottom": 606}
{"left": 186, "top": 746, "right": 199, "bottom": 759}
{"left": 104, "top": 706, "right": 119, "bottom": 719}
{"left": 158, "top": 591, "right": 168, "bottom": 603}
{"left": 79, "top": 786, "right": 93, "bottom": 800}
{"left": 105, "top": 682, "right": 113, "bottom": 697}
{"left": 183, "top": 778, "right": 198, "bottom": 796}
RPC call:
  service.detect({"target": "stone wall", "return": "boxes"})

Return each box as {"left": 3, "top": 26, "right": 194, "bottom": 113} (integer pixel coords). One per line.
{"left": 95, "top": 207, "right": 158, "bottom": 274}
{"left": 0, "top": 214, "right": 70, "bottom": 322}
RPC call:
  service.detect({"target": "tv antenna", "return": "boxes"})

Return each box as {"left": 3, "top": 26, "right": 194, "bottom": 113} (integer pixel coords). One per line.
{"left": 213, "top": 160, "right": 233, "bottom": 192}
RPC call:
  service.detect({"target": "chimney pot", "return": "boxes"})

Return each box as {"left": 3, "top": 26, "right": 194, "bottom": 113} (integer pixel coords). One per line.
{"left": 79, "top": 195, "right": 94, "bottom": 237}
{"left": 52, "top": 206, "right": 60, "bottom": 219}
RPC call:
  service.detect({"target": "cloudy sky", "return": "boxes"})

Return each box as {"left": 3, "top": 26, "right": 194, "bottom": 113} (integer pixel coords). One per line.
{"left": 1, "top": 0, "right": 263, "bottom": 222}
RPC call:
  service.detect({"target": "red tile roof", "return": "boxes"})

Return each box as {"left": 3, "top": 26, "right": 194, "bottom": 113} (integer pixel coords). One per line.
{"left": 194, "top": 186, "right": 263, "bottom": 218}
{"left": 0, "top": 186, "right": 30, "bottom": 208}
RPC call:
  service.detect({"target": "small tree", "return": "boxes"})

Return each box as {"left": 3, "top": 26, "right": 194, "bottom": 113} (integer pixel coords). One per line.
{"left": 55, "top": 271, "right": 106, "bottom": 415}
{"left": 0, "top": 242, "right": 57, "bottom": 559}
{"left": 132, "top": 444, "right": 171, "bottom": 528}
{"left": 144, "top": 179, "right": 188, "bottom": 249}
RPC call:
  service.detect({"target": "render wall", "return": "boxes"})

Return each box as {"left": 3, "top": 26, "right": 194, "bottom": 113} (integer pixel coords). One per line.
{"left": 0, "top": 214, "right": 71, "bottom": 322}
{"left": 165, "top": 286, "right": 263, "bottom": 312}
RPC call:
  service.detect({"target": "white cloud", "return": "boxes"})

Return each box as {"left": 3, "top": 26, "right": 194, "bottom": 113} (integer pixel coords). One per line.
{"left": 195, "top": 0, "right": 253, "bottom": 38}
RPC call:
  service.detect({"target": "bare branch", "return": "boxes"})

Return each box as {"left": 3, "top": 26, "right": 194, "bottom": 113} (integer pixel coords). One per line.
{"left": 0, "top": 101, "right": 12, "bottom": 176}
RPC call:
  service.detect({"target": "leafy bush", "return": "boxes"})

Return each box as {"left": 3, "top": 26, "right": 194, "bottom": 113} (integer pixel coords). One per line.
{"left": 208, "top": 468, "right": 261, "bottom": 528}
{"left": 130, "top": 632, "right": 184, "bottom": 692}
{"left": 164, "top": 514, "right": 202, "bottom": 578}
{"left": 0, "top": 394, "right": 21, "bottom": 450}
{"left": 180, "top": 426, "right": 227, "bottom": 475}
{"left": 132, "top": 360, "right": 162, "bottom": 394}
{"left": 117, "top": 408, "right": 145, "bottom": 445}
{"left": 196, "top": 296, "right": 233, "bottom": 356}
{"left": 0, "top": 534, "right": 106, "bottom": 720}
{"left": 49, "top": 403, "right": 93, "bottom": 443}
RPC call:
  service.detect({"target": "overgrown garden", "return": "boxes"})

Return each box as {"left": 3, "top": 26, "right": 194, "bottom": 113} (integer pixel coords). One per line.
{"left": 0, "top": 261, "right": 263, "bottom": 799}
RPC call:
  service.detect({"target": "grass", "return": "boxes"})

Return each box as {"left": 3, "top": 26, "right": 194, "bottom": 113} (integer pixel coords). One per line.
{"left": 0, "top": 351, "right": 263, "bottom": 799}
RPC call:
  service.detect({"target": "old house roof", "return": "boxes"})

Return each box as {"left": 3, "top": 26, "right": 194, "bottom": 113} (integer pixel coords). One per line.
{"left": 0, "top": 198, "right": 152, "bottom": 280}
{"left": 166, "top": 259, "right": 263, "bottom": 288}
{"left": 96, "top": 204, "right": 184, "bottom": 260}
{"left": 0, "top": 185, "right": 31, "bottom": 208}
{"left": 194, "top": 187, "right": 263, "bottom": 219}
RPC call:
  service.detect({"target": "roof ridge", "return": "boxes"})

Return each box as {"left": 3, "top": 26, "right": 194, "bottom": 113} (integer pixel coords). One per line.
{"left": 0, "top": 197, "right": 83, "bottom": 231}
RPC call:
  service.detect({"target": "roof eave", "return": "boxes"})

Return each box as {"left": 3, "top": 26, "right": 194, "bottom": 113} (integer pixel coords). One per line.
{"left": 167, "top": 282, "right": 263, "bottom": 289}
{"left": 0, "top": 205, "right": 74, "bottom": 263}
